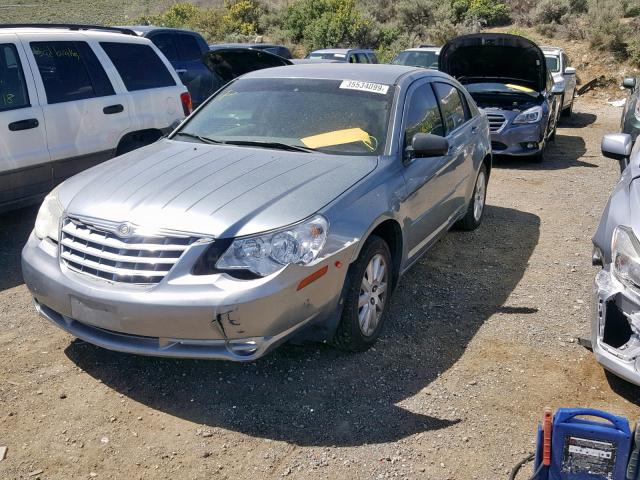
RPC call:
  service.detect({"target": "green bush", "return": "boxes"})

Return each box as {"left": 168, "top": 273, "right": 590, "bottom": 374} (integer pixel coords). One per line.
{"left": 465, "top": 0, "right": 511, "bottom": 26}
{"left": 534, "top": 0, "right": 570, "bottom": 23}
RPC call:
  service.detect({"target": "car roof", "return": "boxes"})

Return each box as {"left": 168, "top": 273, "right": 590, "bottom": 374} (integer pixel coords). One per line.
{"left": 541, "top": 46, "right": 563, "bottom": 55}
{"left": 404, "top": 47, "right": 441, "bottom": 52}
{"left": 117, "top": 25, "right": 200, "bottom": 36}
{"left": 0, "top": 26, "right": 149, "bottom": 42}
{"left": 210, "top": 43, "right": 283, "bottom": 48}
{"left": 239, "top": 63, "right": 448, "bottom": 85}
{"left": 310, "top": 48, "right": 373, "bottom": 54}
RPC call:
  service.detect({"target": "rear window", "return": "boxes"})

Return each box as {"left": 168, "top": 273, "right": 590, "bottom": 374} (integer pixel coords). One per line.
{"left": 177, "top": 34, "right": 202, "bottom": 61}
{"left": 31, "top": 41, "right": 114, "bottom": 104}
{"left": 101, "top": 42, "right": 176, "bottom": 91}
{"left": 150, "top": 33, "right": 178, "bottom": 62}
{"left": 433, "top": 82, "right": 468, "bottom": 133}
{"left": 0, "top": 43, "right": 29, "bottom": 111}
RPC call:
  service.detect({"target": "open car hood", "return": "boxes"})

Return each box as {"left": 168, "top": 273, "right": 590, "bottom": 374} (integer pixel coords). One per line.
{"left": 202, "top": 48, "right": 292, "bottom": 84}
{"left": 439, "top": 33, "right": 547, "bottom": 93}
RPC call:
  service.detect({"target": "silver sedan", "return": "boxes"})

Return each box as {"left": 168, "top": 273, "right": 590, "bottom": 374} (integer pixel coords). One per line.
{"left": 22, "top": 64, "right": 491, "bottom": 361}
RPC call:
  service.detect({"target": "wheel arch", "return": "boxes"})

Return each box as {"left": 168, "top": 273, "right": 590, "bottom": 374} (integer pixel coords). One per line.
{"left": 116, "top": 129, "right": 164, "bottom": 155}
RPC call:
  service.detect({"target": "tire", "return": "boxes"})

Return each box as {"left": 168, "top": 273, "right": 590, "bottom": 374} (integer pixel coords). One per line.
{"left": 333, "top": 235, "right": 392, "bottom": 352}
{"left": 455, "top": 164, "right": 488, "bottom": 231}
{"left": 562, "top": 93, "right": 573, "bottom": 117}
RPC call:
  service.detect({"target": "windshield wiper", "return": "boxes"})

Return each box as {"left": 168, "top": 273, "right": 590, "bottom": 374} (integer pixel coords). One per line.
{"left": 173, "top": 132, "right": 224, "bottom": 145}
{"left": 221, "top": 140, "right": 320, "bottom": 153}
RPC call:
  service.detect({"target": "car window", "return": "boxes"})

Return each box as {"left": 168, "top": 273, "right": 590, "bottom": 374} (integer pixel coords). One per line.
{"left": 150, "top": 33, "right": 178, "bottom": 62}
{"left": 403, "top": 83, "right": 445, "bottom": 148}
{"left": 0, "top": 43, "right": 29, "bottom": 111}
{"left": 100, "top": 42, "right": 176, "bottom": 91}
{"left": 433, "top": 82, "right": 468, "bottom": 134}
{"left": 348, "top": 53, "right": 357, "bottom": 63}
{"left": 177, "top": 34, "right": 202, "bottom": 62}
{"left": 356, "top": 53, "right": 370, "bottom": 63}
{"left": 545, "top": 55, "right": 560, "bottom": 73}
{"left": 178, "top": 77, "right": 394, "bottom": 156}
{"left": 31, "top": 41, "right": 114, "bottom": 104}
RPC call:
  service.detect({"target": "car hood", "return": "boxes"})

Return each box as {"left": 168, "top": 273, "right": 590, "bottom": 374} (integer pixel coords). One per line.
{"left": 439, "top": 33, "right": 547, "bottom": 93}
{"left": 202, "top": 48, "right": 292, "bottom": 85}
{"left": 59, "top": 139, "right": 376, "bottom": 238}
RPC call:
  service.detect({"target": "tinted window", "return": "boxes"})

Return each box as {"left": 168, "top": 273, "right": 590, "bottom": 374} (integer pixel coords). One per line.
{"left": 356, "top": 53, "right": 370, "bottom": 63}
{"left": 0, "top": 43, "right": 29, "bottom": 111}
{"left": 177, "top": 34, "right": 202, "bottom": 61}
{"left": 433, "top": 82, "right": 467, "bottom": 133}
{"left": 404, "top": 83, "right": 444, "bottom": 147}
{"left": 150, "top": 33, "right": 178, "bottom": 62}
{"left": 101, "top": 42, "right": 176, "bottom": 91}
{"left": 31, "top": 41, "right": 114, "bottom": 104}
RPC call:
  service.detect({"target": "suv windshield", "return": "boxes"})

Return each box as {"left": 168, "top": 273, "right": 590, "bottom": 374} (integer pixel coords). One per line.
{"left": 175, "top": 78, "right": 394, "bottom": 155}
{"left": 545, "top": 55, "right": 560, "bottom": 73}
{"left": 392, "top": 51, "right": 438, "bottom": 69}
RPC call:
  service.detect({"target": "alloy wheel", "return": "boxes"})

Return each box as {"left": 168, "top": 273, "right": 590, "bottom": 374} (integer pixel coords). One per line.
{"left": 358, "top": 253, "right": 388, "bottom": 337}
{"left": 473, "top": 170, "right": 486, "bottom": 222}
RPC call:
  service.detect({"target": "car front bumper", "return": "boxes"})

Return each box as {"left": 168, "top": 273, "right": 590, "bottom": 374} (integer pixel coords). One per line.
{"left": 590, "top": 268, "right": 640, "bottom": 385}
{"left": 491, "top": 123, "right": 546, "bottom": 157}
{"left": 22, "top": 233, "right": 354, "bottom": 361}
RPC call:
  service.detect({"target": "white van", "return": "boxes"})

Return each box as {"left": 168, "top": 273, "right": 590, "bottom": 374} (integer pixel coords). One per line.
{"left": 0, "top": 24, "right": 190, "bottom": 212}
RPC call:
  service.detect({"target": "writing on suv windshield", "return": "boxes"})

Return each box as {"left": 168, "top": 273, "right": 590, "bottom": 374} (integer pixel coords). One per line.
{"left": 175, "top": 78, "right": 394, "bottom": 156}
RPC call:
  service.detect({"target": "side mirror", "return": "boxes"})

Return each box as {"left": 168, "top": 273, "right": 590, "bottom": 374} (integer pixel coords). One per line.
{"left": 623, "top": 77, "right": 637, "bottom": 89}
{"left": 408, "top": 133, "right": 449, "bottom": 158}
{"left": 551, "top": 82, "right": 565, "bottom": 94}
{"left": 564, "top": 67, "right": 576, "bottom": 75}
{"left": 601, "top": 133, "right": 632, "bottom": 160}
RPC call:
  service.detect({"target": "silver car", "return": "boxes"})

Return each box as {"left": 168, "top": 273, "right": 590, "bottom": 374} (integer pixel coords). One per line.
{"left": 22, "top": 64, "right": 491, "bottom": 361}
{"left": 591, "top": 133, "right": 640, "bottom": 385}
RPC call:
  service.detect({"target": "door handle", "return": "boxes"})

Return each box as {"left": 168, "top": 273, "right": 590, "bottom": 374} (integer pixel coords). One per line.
{"left": 103, "top": 104, "right": 124, "bottom": 115}
{"left": 8, "top": 118, "right": 39, "bottom": 131}
{"left": 175, "top": 69, "right": 187, "bottom": 75}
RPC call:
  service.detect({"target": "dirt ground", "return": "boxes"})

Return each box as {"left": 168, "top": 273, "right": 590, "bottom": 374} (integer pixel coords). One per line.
{"left": 1, "top": 98, "right": 639, "bottom": 480}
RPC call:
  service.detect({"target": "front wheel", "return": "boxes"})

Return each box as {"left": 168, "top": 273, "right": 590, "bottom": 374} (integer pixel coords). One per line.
{"left": 455, "top": 164, "right": 488, "bottom": 231}
{"left": 333, "top": 236, "right": 392, "bottom": 352}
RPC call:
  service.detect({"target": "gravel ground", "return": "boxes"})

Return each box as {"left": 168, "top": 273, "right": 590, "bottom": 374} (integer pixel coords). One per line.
{"left": 1, "top": 99, "right": 639, "bottom": 480}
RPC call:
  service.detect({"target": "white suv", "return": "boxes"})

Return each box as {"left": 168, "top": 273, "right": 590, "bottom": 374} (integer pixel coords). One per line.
{"left": 0, "top": 24, "right": 190, "bottom": 213}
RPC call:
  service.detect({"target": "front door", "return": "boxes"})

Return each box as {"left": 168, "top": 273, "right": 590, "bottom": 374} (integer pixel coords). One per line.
{"left": 0, "top": 34, "right": 50, "bottom": 208}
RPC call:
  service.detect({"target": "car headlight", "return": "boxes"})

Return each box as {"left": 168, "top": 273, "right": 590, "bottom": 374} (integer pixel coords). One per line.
{"left": 513, "top": 106, "right": 543, "bottom": 124}
{"left": 34, "top": 187, "right": 63, "bottom": 241}
{"left": 612, "top": 226, "right": 640, "bottom": 290}
{"left": 214, "top": 215, "right": 329, "bottom": 277}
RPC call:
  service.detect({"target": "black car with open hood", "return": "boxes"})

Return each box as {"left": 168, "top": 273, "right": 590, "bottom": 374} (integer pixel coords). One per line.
{"left": 439, "top": 33, "right": 559, "bottom": 163}
{"left": 203, "top": 48, "right": 292, "bottom": 90}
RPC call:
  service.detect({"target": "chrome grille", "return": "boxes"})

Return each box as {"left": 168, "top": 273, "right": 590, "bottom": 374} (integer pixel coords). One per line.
{"left": 486, "top": 113, "right": 506, "bottom": 132}
{"left": 60, "top": 217, "right": 199, "bottom": 285}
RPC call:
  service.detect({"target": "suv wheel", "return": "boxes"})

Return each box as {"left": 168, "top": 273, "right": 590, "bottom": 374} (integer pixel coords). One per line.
{"left": 455, "top": 164, "right": 487, "bottom": 231}
{"left": 333, "top": 236, "right": 392, "bottom": 352}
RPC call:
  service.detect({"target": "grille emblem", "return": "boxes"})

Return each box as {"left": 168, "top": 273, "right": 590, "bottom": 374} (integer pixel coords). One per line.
{"left": 117, "top": 223, "right": 132, "bottom": 237}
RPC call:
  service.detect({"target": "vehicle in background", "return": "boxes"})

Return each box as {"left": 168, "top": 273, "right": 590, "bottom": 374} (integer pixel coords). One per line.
{"left": 22, "top": 63, "right": 491, "bottom": 361}
{"left": 619, "top": 77, "right": 640, "bottom": 143}
{"left": 119, "top": 25, "right": 214, "bottom": 108}
{"left": 202, "top": 47, "right": 291, "bottom": 86}
{"left": 209, "top": 42, "right": 292, "bottom": 59}
{"left": 542, "top": 46, "right": 577, "bottom": 117}
{"left": 440, "top": 33, "right": 561, "bottom": 163}
{"left": 391, "top": 46, "right": 440, "bottom": 69}
{"left": 0, "top": 24, "right": 188, "bottom": 213}
{"left": 305, "top": 48, "right": 378, "bottom": 64}
{"left": 591, "top": 133, "right": 640, "bottom": 386}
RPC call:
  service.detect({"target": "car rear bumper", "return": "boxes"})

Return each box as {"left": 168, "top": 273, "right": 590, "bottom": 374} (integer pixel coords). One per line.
{"left": 590, "top": 268, "right": 640, "bottom": 386}
{"left": 22, "top": 233, "right": 353, "bottom": 360}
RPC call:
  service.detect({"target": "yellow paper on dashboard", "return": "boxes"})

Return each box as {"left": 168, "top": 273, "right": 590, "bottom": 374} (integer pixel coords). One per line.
{"left": 505, "top": 84, "right": 535, "bottom": 94}
{"left": 301, "top": 128, "right": 375, "bottom": 151}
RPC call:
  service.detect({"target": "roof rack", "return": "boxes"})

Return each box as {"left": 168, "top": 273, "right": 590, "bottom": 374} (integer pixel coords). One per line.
{"left": 0, "top": 24, "right": 138, "bottom": 36}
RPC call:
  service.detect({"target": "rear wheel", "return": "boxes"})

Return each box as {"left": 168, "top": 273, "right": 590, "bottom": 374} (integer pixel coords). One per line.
{"left": 333, "top": 236, "right": 392, "bottom": 352}
{"left": 455, "top": 164, "right": 487, "bottom": 231}
{"left": 562, "top": 92, "right": 574, "bottom": 117}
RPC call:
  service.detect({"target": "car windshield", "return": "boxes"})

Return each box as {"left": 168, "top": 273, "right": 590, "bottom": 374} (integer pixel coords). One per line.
{"left": 392, "top": 51, "right": 438, "bottom": 69}
{"left": 175, "top": 77, "right": 394, "bottom": 156}
{"left": 308, "top": 52, "right": 346, "bottom": 61}
{"left": 545, "top": 55, "right": 560, "bottom": 73}
{"left": 465, "top": 82, "right": 539, "bottom": 97}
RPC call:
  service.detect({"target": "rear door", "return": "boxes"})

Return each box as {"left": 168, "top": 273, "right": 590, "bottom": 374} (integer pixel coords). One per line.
{"left": 99, "top": 40, "right": 185, "bottom": 138}
{"left": 0, "top": 33, "right": 49, "bottom": 208}
{"left": 24, "top": 34, "right": 132, "bottom": 184}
